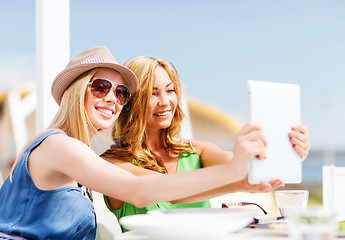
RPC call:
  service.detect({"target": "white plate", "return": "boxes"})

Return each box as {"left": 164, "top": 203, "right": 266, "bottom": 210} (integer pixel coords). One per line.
{"left": 119, "top": 208, "right": 258, "bottom": 240}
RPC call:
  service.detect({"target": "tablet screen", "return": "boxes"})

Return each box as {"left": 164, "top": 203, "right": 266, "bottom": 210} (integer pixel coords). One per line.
{"left": 247, "top": 80, "right": 302, "bottom": 184}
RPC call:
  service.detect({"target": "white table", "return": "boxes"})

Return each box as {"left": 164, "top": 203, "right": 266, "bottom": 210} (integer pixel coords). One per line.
{"left": 116, "top": 227, "right": 345, "bottom": 240}
{"left": 225, "top": 228, "right": 292, "bottom": 240}
{"left": 115, "top": 228, "right": 293, "bottom": 240}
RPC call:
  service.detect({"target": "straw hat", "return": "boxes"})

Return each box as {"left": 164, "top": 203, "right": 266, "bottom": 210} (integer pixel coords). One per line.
{"left": 51, "top": 46, "right": 138, "bottom": 105}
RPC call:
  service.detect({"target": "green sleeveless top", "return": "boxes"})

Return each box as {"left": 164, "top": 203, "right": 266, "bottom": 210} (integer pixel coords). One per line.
{"left": 104, "top": 149, "right": 211, "bottom": 232}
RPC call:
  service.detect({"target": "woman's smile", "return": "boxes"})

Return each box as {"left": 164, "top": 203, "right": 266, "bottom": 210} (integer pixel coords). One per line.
{"left": 153, "top": 110, "right": 171, "bottom": 118}
{"left": 95, "top": 106, "right": 115, "bottom": 119}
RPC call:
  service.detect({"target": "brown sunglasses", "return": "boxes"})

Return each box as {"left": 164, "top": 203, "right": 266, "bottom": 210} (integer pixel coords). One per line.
{"left": 88, "top": 78, "right": 131, "bottom": 106}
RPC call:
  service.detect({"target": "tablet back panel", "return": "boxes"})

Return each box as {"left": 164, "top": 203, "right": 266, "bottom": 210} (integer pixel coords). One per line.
{"left": 248, "top": 80, "right": 302, "bottom": 184}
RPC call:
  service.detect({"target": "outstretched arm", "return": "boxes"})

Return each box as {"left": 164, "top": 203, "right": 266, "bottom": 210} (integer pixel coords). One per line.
{"left": 33, "top": 123, "right": 264, "bottom": 209}
{"left": 104, "top": 123, "right": 269, "bottom": 207}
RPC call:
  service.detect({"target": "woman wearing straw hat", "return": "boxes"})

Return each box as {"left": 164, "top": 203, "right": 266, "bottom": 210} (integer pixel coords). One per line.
{"left": 101, "top": 56, "right": 310, "bottom": 231}
{"left": 0, "top": 47, "right": 267, "bottom": 240}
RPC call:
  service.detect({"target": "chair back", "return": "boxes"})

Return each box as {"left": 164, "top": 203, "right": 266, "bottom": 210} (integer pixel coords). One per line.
{"left": 323, "top": 165, "right": 345, "bottom": 221}
{"left": 0, "top": 172, "right": 3, "bottom": 188}
{"left": 93, "top": 191, "right": 122, "bottom": 240}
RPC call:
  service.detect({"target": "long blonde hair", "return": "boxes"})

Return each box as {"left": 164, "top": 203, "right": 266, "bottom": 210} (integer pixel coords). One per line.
{"left": 48, "top": 69, "right": 99, "bottom": 146}
{"left": 101, "top": 57, "right": 194, "bottom": 173}
{"left": 10, "top": 69, "right": 99, "bottom": 179}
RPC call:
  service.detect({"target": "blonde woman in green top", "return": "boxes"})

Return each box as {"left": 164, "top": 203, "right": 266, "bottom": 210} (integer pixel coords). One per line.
{"left": 101, "top": 56, "right": 310, "bottom": 231}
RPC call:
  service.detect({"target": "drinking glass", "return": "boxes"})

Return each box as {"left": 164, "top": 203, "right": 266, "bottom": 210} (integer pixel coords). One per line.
{"left": 288, "top": 206, "right": 338, "bottom": 240}
{"left": 274, "top": 190, "right": 309, "bottom": 217}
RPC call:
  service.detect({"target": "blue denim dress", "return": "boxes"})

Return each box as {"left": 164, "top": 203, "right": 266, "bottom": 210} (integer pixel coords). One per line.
{"left": 0, "top": 130, "right": 96, "bottom": 240}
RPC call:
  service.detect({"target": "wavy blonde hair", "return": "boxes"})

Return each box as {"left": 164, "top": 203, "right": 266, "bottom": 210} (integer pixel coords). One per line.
{"left": 101, "top": 57, "right": 194, "bottom": 173}
{"left": 10, "top": 69, "right": 99, "bottom": 180}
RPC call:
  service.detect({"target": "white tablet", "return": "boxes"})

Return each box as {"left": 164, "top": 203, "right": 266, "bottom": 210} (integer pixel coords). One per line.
{"left": 247, "top": 80, "right": 302, "bottom": 184}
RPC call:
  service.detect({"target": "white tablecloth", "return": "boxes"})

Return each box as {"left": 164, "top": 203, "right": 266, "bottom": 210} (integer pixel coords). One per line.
{"left": 115, "top": 227, "right": 345, "bottom": 240}
{"left": 224, "top": 228, "right": 292, "bottom": 240}
{"left": 115, "top": 228, "right": 293, "bottom": 240}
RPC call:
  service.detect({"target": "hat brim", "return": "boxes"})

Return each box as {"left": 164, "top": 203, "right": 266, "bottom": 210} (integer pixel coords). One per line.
{"left": 52, "top": 62, "right": 138, "bottom": 105}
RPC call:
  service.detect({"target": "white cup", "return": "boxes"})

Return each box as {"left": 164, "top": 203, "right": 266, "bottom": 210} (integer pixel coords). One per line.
{"left": 274, "top": 190, "right": 309, "bottom": 217}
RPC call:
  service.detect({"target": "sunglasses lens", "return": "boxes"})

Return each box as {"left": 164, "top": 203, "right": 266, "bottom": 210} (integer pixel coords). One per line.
{"left": 90, "top": 79, "right": 130, "bottom": 106}
{"left": 115, "top": 85, "right": 131, "bottom": 105}
{"left": 90, "top": 79, "right": 111, "bottom": 98}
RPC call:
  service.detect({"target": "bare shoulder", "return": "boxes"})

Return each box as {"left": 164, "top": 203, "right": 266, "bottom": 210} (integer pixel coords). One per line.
{"left": 40, "top": 133, "right": 90, "bottom": 153}
{"left": 27, "top": 132, "right": 96, "bottom": 189}
{"left": 42, "top": 132, "right": 81, "bottom": 146}
{"left": 33, "top": 132, "right": 96, "bottom": 168}
{"left": 190, "top": 139, "right": 221, "bottom": 154}
{"left": 175, "top": 138, "right": 223, "bottom": 157}
{"left": 190, "top": 139, "right": 233, "bottom": 166}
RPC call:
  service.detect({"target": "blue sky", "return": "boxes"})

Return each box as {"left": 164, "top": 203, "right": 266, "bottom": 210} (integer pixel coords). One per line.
{"left": 1, "top": 0, "right": 345, "bottom": 150}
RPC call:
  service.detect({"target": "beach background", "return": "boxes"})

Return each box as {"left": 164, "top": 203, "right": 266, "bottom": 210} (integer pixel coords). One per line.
{"left": 1, "top": 1, "right": 345, "bottom": 204}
